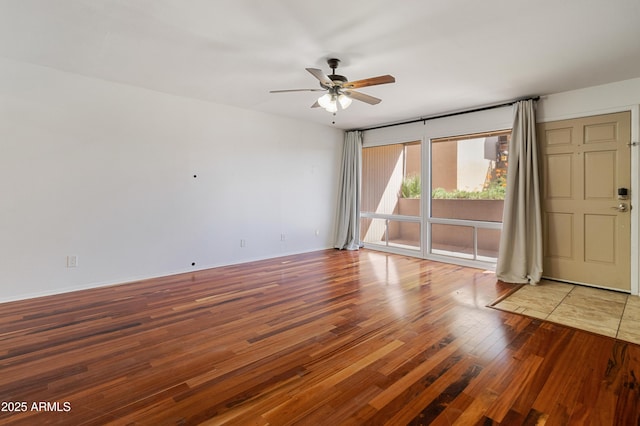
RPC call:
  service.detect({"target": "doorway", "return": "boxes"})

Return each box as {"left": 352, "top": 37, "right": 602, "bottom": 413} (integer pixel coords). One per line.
{"left": 538, "top": 112, "right": 631, "bottom": 291}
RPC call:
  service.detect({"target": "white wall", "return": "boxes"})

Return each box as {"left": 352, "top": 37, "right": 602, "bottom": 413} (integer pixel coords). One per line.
{"left": 0, "top": 58, "right": 343, "bottom": 303}
{"left": 363, "top": 106, "right": 514, "bottom": 148}
{"left": 537, "top": 77, "right": 640, "bottom": 122}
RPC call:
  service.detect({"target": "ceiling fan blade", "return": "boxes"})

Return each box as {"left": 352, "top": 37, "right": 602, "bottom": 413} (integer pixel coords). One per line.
{"left": 311, "top": 100, "right": 320, "bottom": 108}
{"left": 270, "top": 88, "right": 326, "bottom": 93}
{"left": 306, "top": 68, "right": 334, "bottom": 87}
{"left": 343, "top": 75, "right": 395, "bottom": 89}
{"left": 344, "top": 90, "right": 381, "bottom": 105}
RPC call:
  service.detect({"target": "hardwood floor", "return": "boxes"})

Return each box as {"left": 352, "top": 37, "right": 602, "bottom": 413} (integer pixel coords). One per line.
{"left": 0, "top": 249, "right": 638, "bottom": 425}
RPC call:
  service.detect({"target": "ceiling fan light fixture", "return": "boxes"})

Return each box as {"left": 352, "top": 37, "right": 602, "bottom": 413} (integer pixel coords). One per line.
{"left": 325, "top": 98, "right": 338, "bottom": 113}
{"left": 338, "top": 94, "right": 352, "bottom": 109}
{"left": 318, "top": 92, "right": 339, "bottom": 112}
{"left": 317, "top": 92, "right": 351, "bottom": 113}
{"left": 317, "top": 93, "right": 333, "bottom": 109}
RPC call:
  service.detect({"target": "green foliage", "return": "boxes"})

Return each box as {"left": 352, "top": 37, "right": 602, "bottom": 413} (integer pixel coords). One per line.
{"left": 400, "top": 174, "right": 506, "bottom": 200}
{"left": 400, "top": 175, "right": 421, "bottom": 198}
{"left": 431, "top": 180, "right": 506, "bottom": 200}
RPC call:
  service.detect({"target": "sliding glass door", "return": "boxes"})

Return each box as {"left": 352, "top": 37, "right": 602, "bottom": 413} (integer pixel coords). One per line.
{"left": 360, "top": 141, "right": 421, "bottom": 252}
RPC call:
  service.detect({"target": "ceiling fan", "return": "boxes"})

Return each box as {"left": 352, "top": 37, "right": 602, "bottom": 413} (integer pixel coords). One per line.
{"left": 270, "top": 58, "right": 395, "bottom": 113}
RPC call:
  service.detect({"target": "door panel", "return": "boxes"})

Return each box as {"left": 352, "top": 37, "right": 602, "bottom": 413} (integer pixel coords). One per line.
{"left": 584, "top": 214, "right": 616, "bottom": 263}
{"left": 545, "top": 212, "right": 573, "bottom": 258}
{"left": 546, "top": 154, "right": 573, "bottom": 198}
{"left": 585, "top": 151, "right": 616, "bottom": 199}
{"left": 538, "top": 112, "right": 631, "bottom": 291}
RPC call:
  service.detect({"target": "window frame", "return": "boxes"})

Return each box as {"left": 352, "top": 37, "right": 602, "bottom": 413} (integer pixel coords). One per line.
{"left": 360, "top": 105, "right": 514, "bottom": 270}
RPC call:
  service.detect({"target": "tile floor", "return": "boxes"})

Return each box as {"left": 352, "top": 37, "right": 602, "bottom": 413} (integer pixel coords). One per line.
{"left": 492, "top": 279, "right": 640, "bottom": 345}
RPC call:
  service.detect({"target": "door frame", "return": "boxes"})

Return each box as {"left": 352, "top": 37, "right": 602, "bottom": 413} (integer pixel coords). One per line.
{"left": 537, "top": 105, "right": 639, "bottom": 295}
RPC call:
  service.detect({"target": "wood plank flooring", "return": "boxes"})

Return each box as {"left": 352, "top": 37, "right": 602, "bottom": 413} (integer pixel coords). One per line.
{"left": 0, "top": 249, "right": 638, "bottom": 425}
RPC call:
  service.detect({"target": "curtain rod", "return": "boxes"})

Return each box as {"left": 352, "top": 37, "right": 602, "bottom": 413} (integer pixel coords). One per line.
{"left": 353, "top": 96, "right": 540, "bottom": 132}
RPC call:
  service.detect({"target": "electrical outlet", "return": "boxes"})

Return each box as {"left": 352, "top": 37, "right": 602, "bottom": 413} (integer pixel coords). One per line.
{"left": 240, "top": 239, "right": 246, "bottom": 248}
{"left": 67, "top": 255, "right": 78, "bottom": 268}
{"left": 281, "top": 234, "right": 286, "bottom": 241}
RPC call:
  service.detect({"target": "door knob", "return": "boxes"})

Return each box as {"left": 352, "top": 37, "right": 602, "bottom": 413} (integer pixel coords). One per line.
{"left": 611, "top": 203, "right": 629, "bottom": 212}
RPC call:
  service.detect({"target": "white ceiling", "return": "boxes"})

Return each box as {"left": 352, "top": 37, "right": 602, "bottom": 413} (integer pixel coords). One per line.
{"left": 1, "top": 0, "right": 639, "bottom": 130}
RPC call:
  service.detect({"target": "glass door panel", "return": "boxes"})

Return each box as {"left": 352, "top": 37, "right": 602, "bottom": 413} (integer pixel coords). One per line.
{"left": 361, "top": 141, "right": 422, "bottom": 253}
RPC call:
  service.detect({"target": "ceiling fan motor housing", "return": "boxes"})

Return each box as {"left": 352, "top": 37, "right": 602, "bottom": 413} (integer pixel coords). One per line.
{"left": 325, "top": 58, "right": 347, "bottom": 86}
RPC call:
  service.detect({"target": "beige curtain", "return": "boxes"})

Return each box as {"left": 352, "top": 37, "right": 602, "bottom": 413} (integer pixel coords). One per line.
{"left": 334, "top": 131, "right": 362, "bottom": 250}
{"left": 496, "top": 100, "right": 543, "bottom": 283}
